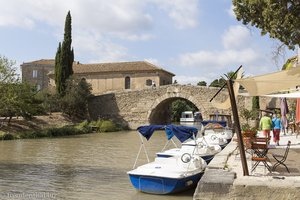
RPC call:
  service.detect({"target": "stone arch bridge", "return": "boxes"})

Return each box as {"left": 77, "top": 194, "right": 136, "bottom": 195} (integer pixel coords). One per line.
{"left": 88, "top": 84, "right": 277, "bottom": 129}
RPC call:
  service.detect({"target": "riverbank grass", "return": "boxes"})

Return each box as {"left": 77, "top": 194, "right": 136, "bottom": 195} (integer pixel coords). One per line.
{"left": 0, "top": 119, "right": 125, "bottom": 140}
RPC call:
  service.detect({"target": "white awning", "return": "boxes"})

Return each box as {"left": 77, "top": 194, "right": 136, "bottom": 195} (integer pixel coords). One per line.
{"left": 235, "top": 67, "right": 300, "bottom": 96}
{"left": 264, "top": 91, "right": 300, "bottom": 98}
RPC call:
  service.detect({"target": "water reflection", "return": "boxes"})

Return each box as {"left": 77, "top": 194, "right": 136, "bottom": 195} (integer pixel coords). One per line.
{"left": 0, "top": 131, "right": 194, "bottom": 200}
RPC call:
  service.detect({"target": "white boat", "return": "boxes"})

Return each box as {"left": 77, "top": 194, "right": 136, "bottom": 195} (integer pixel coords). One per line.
{"left": 200, "top": 134, "right": 228, "bottom": 149}
{"left": 156, "top": 142, "right": 221, "bottom": 164}
{"left": 205, "top": 128, "right": 233, "bottom": 143}
{"left": 156, "top": 128, "right": 221, "bottom": 164}
{"left": 180, "top": 111, "right": 195, "bottom": 122}
{"left": 127, "top": 125, "right": 207, "bottom": 194}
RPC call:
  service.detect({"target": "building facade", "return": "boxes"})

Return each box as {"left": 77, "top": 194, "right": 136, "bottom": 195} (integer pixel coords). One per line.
{"left": 21, "top": 60, "right": 175, "bottom": 94}
{"left": 21, "top": 59, "right": 55, "bottom": 91}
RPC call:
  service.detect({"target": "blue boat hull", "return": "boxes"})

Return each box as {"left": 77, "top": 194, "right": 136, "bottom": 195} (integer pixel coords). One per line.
{"left": 129, "top": 172, "right": 204, "bottom": 194}
{"left": 201, "top": 155, "right": 214, "bottom": 164}
{"left": 220, "top": 143, "right": 227, "bottom": 150}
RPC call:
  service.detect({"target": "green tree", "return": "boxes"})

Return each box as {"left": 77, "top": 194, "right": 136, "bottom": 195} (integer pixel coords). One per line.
{"left": 171, "top": 100, "right": 198, "bottom": 122}
{"left": 0, "top": 55, "right": 18, "bottom": 83}
{"left": 209, "top": 79, "right": 224, "bottom": 87}
{"left": 55, "top": 11, "right": 74, "bottom": 95}
{"left": 0, "top": 56, "right": 44, "bottom": 123}
{"left": 173, "top": 80, "right": 178, "bottom": 84}
{"left": 252, "top": 96, "right": 260, "bottom": 111}
{"left": 60, "top": 77, "right": 93, "bottom": 119}
{"left": 232, "top": 0, "right": 300, "bottom": 50}
{"left": 197, "top": 81, "right": 207, "bottom": 86}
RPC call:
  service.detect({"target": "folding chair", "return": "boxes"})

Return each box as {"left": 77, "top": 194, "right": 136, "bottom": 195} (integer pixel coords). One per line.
{"left": 251, "top": 143, "right": 272, "bottom": 173}
{"left": 272, "top": 141, "right": 291, "bottom": 173}
{"left": 251, "top": 156, "right": 272, "bottom": 173}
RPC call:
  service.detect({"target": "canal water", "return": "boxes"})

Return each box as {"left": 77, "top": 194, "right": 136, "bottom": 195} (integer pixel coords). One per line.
{"left": 0, "top": 131, "right": 195, "bottom": 200}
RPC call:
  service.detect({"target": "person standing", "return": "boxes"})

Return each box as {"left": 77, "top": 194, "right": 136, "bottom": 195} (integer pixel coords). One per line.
{"left": 259, "top": 112, "right": 273, "bottom": 141}
{"left": 272, "top": 114, "right": 282, "bottom": 146}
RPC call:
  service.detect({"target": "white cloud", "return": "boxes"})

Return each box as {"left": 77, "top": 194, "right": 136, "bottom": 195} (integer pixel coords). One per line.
{"left": 0, "top": 0, "right": 201, "bottom": 63}
{"left": 73, "top": 32, "right": 129, "bottom": 62}
{"left": 227, "top": 4, "right": 236, "bottom": 18}
{"left": 178, "top": 48, "right": 260, "bottom": 69}
{"left": 174, "top": 75, "right": 207, "bottom": 85}
{"left": 117, "top": 34, "right": 155, "bottom": 41}
{"left": 222, "top": 25, "right": 251, "bottom": 49}
{"left": 151, "top": 0, "right": 200, "bottom": 29}
{"left": 144, "top": 58, "right": 160, "bottom": 66}
{"left": 0, "top": 0, "right": 200, "bottom": 32}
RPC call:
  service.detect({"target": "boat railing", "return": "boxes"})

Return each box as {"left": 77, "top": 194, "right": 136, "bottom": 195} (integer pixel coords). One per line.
{"left": 132, "top": 128, "right": 179, "bottom": 169}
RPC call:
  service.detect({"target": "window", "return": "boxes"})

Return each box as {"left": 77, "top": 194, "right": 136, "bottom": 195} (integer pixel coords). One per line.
{"left": 32, "top": 70, "right": 38, "bottom": 78}
{"left": 125, "top": 76, "right": 131, "bottom": 89}
{"left": 146, "top": 79, "right": 152, "bottom": 86}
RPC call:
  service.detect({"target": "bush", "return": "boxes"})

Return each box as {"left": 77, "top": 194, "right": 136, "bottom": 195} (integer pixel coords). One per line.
{"left": 75, "top": 120, "right": 92, "bottom": 133}
{"left": 99, "top": 120, "right": 117, "bottom": 132}
{"left": 46, "top": 126, "right": 85, "bottom": 137}
{"left": 0, "top": 132, "right": 14, "bottom": 140}
{"left": 18, "top": 126, "right": 86, "bottom": 139}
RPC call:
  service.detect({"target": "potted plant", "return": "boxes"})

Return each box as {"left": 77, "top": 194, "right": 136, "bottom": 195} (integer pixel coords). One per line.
{"left": 240, "top": 108, "right": 258, "bottom": 148}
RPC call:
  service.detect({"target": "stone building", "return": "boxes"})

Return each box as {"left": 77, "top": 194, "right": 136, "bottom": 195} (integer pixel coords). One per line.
{"left": 21, "top": 59, "right": 175, "bottom": 94}
{"left": 21, "top": 59, "right": 55, "bottom": 91}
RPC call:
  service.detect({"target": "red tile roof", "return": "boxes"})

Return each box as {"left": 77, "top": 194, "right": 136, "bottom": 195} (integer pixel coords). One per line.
{"left": 22, "top": 60, "right": 175, "bottom": 76}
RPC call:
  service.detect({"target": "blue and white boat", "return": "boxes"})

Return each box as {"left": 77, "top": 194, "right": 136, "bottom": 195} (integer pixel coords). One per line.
{"left": 201, "top": 134, "right": 228, "bottom": 150}
{"left": 156, "top": 128, "right": 221, "bottom": 164}
{"left": 127, "top": 125, "right": 207, "bottom": 194}
{"left": 205, "top": 128, "right": 233, "bottom": 144}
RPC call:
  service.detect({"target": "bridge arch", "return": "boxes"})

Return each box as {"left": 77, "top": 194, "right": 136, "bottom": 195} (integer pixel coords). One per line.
{"left": 88, "top": 84, "right": 267, "bottom": 129}
{"left": 147, "top": 94, "right": 207, "bottom": 125}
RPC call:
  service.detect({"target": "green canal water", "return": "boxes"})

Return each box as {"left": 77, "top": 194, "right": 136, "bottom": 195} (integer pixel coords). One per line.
{"left": 0, "top": 130, "right": 194, "bottom": 200}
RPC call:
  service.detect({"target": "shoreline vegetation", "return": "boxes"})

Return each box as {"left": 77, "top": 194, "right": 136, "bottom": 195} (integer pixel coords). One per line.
{"left": 0, "top": 113, "right": 127, "bottom": 140}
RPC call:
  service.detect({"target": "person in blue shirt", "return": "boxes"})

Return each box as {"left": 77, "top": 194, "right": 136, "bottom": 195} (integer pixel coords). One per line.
{"left": 272, "top": 114, "right": 282, "bottom": 146}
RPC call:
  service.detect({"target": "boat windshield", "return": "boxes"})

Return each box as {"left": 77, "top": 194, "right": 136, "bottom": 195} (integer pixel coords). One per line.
{"left": 137, "top": 125, "right": 198, "bottom": 143}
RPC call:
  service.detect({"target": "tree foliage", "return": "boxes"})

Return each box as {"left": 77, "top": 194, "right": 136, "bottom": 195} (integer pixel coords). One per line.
{"left": 171, "top": 100, "right": 198, "bottom": 122}
{"left": 0, "top": 56, "right": 44, "bottom": 122}
{"left": 55, "top": 11, "right": 74, "bottom": 95}
{"left": 209, "top": 78, "right": 225, "bottom": 87}
{"left": 197, "top": 81, "right": 207, "bottom": 86}
{"left": 60, "top": 77, "right": 93, "bottom": 119}
{"left": 233, "top": 0, "right": 300, "bottom": 50}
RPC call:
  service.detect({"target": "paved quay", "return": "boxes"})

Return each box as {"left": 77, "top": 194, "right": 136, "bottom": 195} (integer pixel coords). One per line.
{"left": 194, "top": 131, "right": 300, "bottom": 200}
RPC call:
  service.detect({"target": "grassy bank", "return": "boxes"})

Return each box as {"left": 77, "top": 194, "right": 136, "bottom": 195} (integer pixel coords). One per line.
{"left": 0, "top": 119, "right": 127, "bottom": 140}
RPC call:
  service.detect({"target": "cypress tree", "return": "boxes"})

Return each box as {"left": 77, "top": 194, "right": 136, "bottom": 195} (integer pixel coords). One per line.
{"left": 54, "top": 11, "right": 74, "bottom": 96}
{"left": 252, "top": 96, "right": 260, "bottom": 111}
{"left": 55, "top": 42, "right": 62, "bottom": 94}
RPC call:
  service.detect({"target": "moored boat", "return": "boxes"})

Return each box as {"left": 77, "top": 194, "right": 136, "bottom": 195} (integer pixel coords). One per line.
{"left": 127, "top": 125, "right": 207, "bottom": 194}
{"left": 156, "top": 128, "right": 221, "bottom": 164}
{"left": 180, "top": 111, "right": 195, "bottom": 122}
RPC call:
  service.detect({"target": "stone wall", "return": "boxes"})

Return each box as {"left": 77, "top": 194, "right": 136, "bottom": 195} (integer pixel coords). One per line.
{"left": 88, "top": 84, "right": 280, "bottom": 129}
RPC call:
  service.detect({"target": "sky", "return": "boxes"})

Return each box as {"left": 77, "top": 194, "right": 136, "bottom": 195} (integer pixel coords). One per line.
{"left": 0, "top": 0, "right": 297, "bottom": 85}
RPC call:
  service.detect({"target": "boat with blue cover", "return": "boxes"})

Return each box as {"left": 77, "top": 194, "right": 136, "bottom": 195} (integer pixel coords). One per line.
{"left": 156, "top": 128, "right": 221, "bottom": 164}
{"left": 127, "top": 125, "right": 206, "bottom": 194}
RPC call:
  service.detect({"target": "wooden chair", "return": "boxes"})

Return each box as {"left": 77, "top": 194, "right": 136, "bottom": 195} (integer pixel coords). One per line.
{"left": 272, "top": 141, "right": 291, "bottom": 173}
{"left": 251, "top": 156, "right": 272, "bottom": 173}
{"left": 251, "top": 141, "right": 272, "bottom": 173}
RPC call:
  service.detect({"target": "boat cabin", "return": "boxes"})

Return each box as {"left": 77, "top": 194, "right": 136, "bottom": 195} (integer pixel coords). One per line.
{"left": 180, "top": 111, "right": 194, "bottom": 122}
{"left": 201, "top": 114, "right": 232, "bottom": 128}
